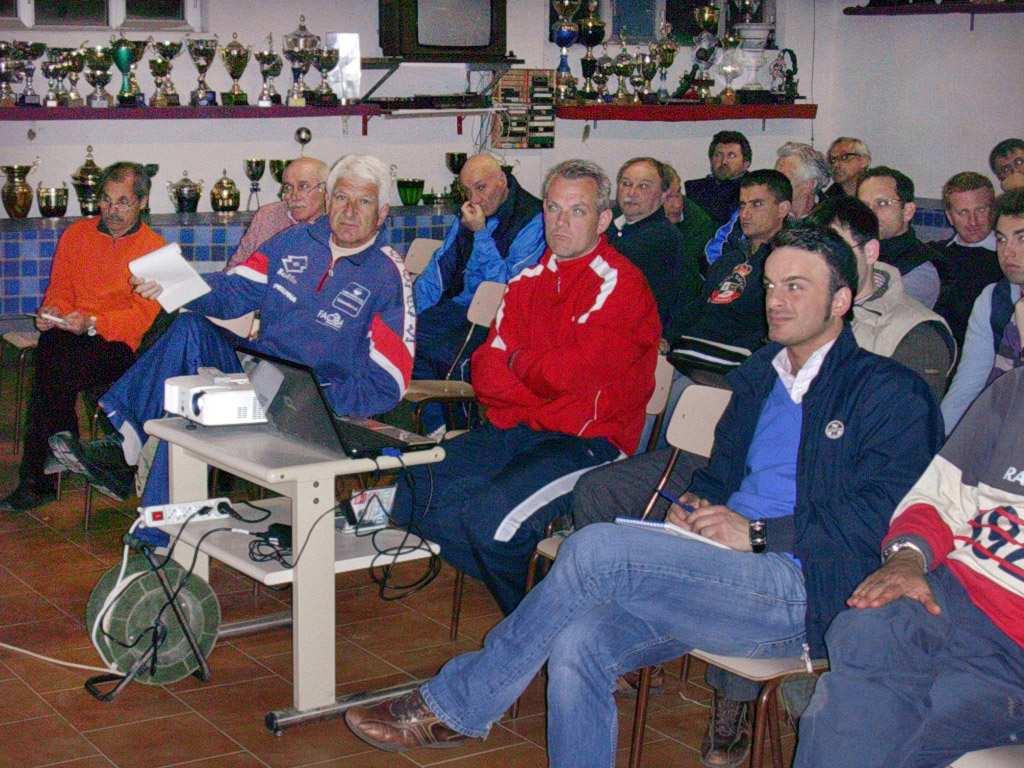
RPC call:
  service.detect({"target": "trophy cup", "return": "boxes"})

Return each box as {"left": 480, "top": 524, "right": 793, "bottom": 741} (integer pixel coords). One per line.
{"left": 283, "top": 15, "right": 319, "bottom": 107}
{"left": 577, "top": 1, "right": 605, "bottom": 101}
{"left": 186, "top": 35, "right": 218, "bottom": 106}
{"left": 40, "top": 58, "right": 64, "bottom": 108}
{"left": 652, "top": 21, "right": 677, "bottom": 103}
{"left": 638, "top": 50, "right": 658, "bottom": 102}
{"left": 219, "top": 33, "right": 251, "bottom": 107}
{"left": 151, "top": 41, "right": 183, "bottom": 106}
{"left": 141, "top": 163, "right": 158, "bottom": 221}
{"left": 83, "top": 45, "right": 115, "bottom": 108}
{"left": 690, "top": 5, "right": 721, "bottom": 102}
{"left": 551, "top": 0, "right": 581, "bottom": 104}
{"left": 244, "top": 158, "right": 265, "bottom": 210}
{"left": 719, "top": 41, "right": 743, "bottom": 105}
{"left": 269, "top": 159, "right": 287, "bottom": 186}
{"left": 110, "top": 35, "right": 149, "bottom": 107}
{"left": 612, "top": 35, "right": 634, "bottom": 104}
{"left": 312, "top": 47, "right": 339, "bottom": 106}
{"left": 167, "top": 170, "right": 203, "bottom": 214}
{"left": 254, "top": 35, "right": 282, "bottom": 107}
{"left": 445, "top": 152, "right": 467, "bottom": 204}
{"left": 13, "top": 42, "right": 45, "bottom": 106}
{"left": 71, "top": 145, "right": 103, "bottom": 215}
{"left": 1, "top": 158, "right": 38, "bottom": 218}
{"left": 62, "top": 48, "right": 86, "bottom": 106}
{"left": 0, "top": 45, "right": 25, "bottom": 108}
{"left": 737, "top": 0, "right": 762, "bottom": 24}
{"left": 594, "top": 44, "right": 614, "bottom": 103}
{"left": 37, "top": 181, "right": 69, "bottom": 218}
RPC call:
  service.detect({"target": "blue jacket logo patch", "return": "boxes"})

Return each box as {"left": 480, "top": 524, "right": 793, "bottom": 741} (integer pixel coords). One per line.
{"left": 824, "top": 420, "right": 845, "bottom": 440}
{"left": 282, "top": 255, "right": 308, "bottom": 274}
{"left": 334, "top": 282, "right": 371, "bottom": 318}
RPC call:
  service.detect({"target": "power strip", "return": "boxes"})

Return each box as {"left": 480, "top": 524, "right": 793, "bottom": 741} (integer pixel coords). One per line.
{"left": 140, "top": 497, "right": 233, "bottom": 528}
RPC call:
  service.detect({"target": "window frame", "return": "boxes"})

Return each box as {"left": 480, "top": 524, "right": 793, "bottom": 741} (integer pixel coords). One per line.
{"left": 1, "top": 0, "right": 203, "bottom": 31}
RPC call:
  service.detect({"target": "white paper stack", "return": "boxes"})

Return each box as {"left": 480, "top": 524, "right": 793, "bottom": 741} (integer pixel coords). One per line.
{"left": 129, "top": 242, "right": 211, "bottom": 312}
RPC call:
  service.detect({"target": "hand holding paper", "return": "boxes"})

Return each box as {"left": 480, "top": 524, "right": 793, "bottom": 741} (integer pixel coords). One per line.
{"left": 129, "top": 243, "right": 211, "bottom": 312}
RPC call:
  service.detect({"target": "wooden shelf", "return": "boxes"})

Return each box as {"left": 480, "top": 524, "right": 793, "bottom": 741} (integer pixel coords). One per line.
{"left": 555, "top": 103, "right": 818, "bottom": 123}
{"left": 844, "top": 3, "right": 1024, "bottom": 16}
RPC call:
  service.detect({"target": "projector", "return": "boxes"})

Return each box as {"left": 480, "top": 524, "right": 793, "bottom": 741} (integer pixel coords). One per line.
{"left": 164, "top": 368, "right": 267, "bottom": 426}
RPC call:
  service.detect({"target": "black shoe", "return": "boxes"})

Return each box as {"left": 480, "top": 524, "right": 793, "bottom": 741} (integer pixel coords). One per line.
{"left": 48, "top": 431, "right": 134, "bottom": 501}
{"left": 700, "top": 692, "right": 751, "bottom": 768}
{"left": 0, "top": 482, "right": 56, "bottom": 513}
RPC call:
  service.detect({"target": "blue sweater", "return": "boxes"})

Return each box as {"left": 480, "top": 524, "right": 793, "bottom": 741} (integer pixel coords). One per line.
{"left": 688, "top": 326, "right": 944, "bottom": 656}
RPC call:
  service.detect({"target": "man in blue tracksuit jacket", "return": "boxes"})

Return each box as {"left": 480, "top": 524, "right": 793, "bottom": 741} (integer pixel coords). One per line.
{"left": 413, "top": 154, "right": 544, "bottom": 432}
{"left": 50, "top": 155, "right": 415, "bottom": 506}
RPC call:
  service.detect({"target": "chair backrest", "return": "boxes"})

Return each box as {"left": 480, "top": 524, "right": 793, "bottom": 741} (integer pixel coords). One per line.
{"left": 665, "top": 384, "right": 732, "bottom": 459}
{"left": 645, "top": 354, "right": 675, "bottom": 417}
{"left": 466, "top": 280, "right": 506, "bottom": 328}
{"left": 404, "top": 238, "right": 442, "bottom": 278}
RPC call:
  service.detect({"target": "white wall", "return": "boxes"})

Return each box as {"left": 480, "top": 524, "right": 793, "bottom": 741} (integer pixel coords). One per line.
{"left": 0, "top": 0, "right": 1019, "bottom": 213}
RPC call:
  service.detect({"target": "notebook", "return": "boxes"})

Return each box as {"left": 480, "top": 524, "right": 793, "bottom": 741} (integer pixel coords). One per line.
{"left": 235, "top": 348, "right": 437, "bottom": 459}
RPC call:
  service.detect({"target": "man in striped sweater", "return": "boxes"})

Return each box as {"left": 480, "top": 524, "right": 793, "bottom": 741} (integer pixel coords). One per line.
{"left": 796, "top": 365, "right": 1024, "bottom": 767}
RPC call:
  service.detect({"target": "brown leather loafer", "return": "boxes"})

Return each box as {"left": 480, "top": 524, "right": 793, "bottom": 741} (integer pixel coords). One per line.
{"left": 344, "top": 689, "right": 472, "bottom": 752}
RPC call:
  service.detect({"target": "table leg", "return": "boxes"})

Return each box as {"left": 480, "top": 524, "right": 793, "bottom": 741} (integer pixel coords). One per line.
{"left": 167, "top": 441, "right": 211, "bottom": 581}
{"left": 285, "top": 476, "right": 337, "bottom": 713}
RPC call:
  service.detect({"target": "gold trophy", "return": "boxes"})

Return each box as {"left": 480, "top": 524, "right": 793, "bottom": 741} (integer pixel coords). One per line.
{"left": 63, "top": 47, "right": 86, "bottom": 107}
{"left": 151, "top": 41, "right": 183, "bottom": 106}
{"left": 254, "top": 35, "right": 282, "bottom": 107}
{"left": 0, "top": 44, "right": 25, "bottom": 108}
{"left": 210, "top": 169, "right": 241, "bottom": 213}
{"left": 37, "top": 181, "right": 68, "bottom": 218}
{"left": 243, "top": 158, "right": 265, "bottom": 210}
{"left": 312, "top": 47, "right": 339, "bottom": 107}
{"left": 652, "top": 21, "right": 677, "bottom": 103}
{"left": 612, "top": 34, "right": 634, "bottom": 104}
{"left": 283, "top": 15, "right": 319, "bottom": 107}
{"left": 186, "top": 35, "right": 218, "bottom": 106}
{"left": 42, "top": 47, "right": 72, "bottom": 106}
{"left": 219, "top": 33, "right": 251, "bottom": 107}
{"left": 82, "top": 45, "right": 115, "bottom": 108}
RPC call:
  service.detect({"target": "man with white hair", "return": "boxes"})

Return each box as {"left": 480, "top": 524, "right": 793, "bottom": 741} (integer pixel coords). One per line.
{"left": 775, "top": 142, "right": 831, "bottom": 218}
{"left": 50, "top": 154, "right": 415, "bottom": 506}
{"left": 824, "top": 137, "right": 871, "bottom": 199}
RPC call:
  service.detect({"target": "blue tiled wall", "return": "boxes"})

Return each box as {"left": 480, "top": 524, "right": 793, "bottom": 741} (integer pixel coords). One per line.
{"left": 0, "top": 206, "right": 455, "bottom": 316}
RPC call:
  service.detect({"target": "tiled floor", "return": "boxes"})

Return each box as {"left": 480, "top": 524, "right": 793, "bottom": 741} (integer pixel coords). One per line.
{"left": 0, "top": 408, "right": 795, "bottom": 767}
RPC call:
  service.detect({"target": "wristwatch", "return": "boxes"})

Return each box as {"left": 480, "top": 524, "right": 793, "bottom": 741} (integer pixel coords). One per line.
{"left": 882, "top": 537, "right": 926, "bottom": 568}
{"left": 749, "top": 519, "right": 766, "bottom": 553}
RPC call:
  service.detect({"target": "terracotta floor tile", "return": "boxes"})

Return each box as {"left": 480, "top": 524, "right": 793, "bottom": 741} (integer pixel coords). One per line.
{"left": 361, "top": 638, "right": 479, "bottom": 681}
{"left": 84, "top": 712, "right": 238, "bottom": 768}
{"left": 333, "top": 584, "right": 418, "bottom": 625}
{"left": 226, "top": 626, "right": 295, "bottom": 659}
{"left": 177, "top": 677, "right": 369, "bottom": 768}
{"left": 307, "top": 749, "right": 419, "bottom": 767}
{"left": 411, "top": 742, "right": 548, "bottom": 768}
{"left": 164, "top": 753, "right": 267, "bottom": 768}
{"left": 257, "top": 638, "right": 403, "bottom": 685}
{"left": 643, "top": 701, "right": 711, "bottom": 749}
{"left": 399, "top": 721, "right": 525, "bottom": 766}
{"left": 0, "top": 616, "right": 91, "bottom": 656}
{"left": 218, "top": 590, "right": 292, "bottom": 625}
{"left": 0, "top": 714, "right": 99, "bottom": 768}
{"left": 1, "top": 643, "right": 108, "bottom": 693}
{"left": 335, "top": 671, "right": 417, "bottom": 699}
{"left": 614, "top": 738, "right": 703, "bottom": 768}
{"left": 445, "top": 612, "right": 504, "bottom": 644}
{"left": 0, "top": 592, "right": 65, "bottom": 626}
{"left": 0, "top": 676, "right": 54, "bottom": 723}
{"left": 44, "top": 680, "right": 189, "bottom": 731}
{"left": 336, "top": 612, "right": 451, "bottom": 654}
{"left": 43, "top": 758, "right": 116, "bottom": 768}
{"left": 165, "top": 643, "right": 279, "bottom": 692}
{"left": 0, "top": 565, "right": 33, "bottom": 597}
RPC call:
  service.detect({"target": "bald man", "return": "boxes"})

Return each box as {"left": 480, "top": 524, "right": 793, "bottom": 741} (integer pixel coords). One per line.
{"left": 413, "top": 153, "right": 545, "bottom": 434}
{"left": 225, "top": 157, "right": 328, "bottom": 270}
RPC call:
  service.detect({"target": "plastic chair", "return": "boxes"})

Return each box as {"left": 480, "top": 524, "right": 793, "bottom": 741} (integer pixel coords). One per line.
{"left": 404, "top": 238, "right": 442, "bottom": 278}
{"left": 950, "top": 746, "right": 1024, "bottom": 767}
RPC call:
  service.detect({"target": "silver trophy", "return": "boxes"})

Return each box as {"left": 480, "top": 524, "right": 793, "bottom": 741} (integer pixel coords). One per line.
{"left": 151, "top": 40, "right": 183, "bottom": 106}
{"left": 13, "top": 42, "right": 45, "bottom": 106}
{"left": 186, "top": 35, "right": 218, "bottom": 106}
{"left": 283, "top": 15, "right": 320, "bottom": 107}
{"left": 254, "top": 34, "right": 283, "bottom": 107}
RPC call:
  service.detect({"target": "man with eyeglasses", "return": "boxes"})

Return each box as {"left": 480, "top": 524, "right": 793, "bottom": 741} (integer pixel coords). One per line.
{"left": 857, "top": 166, "right": 941, "bottom": 309}
{"left": 0, "top": 162, "right": 164, "bottom": 513}
{"left": 941, "top": 190, "right": 1024, "bottom": 436}
{"left": 224, "top": 157, "right": 328, "bottom": 271}
{"left": 49, "top": 154, "right": 414, "bottom": 507}
{"left": 823, "top": 137, "right": 871, "bottom": 199}
{"left": 413, "top": 153, "right": 544, "bottom": 436}
{"left": 934, "top": 172, "right": 1001, "bottom": 352}
{"left": 989, "top": 138, "right": 1024, "bottom": 193}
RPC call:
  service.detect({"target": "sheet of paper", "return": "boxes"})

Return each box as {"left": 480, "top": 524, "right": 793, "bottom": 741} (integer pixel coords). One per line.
{"left": 129, "top": 242, "right": 211, "bottom": 312}
{"left": 614, "top": 516, "right": 730, "bottom": 550}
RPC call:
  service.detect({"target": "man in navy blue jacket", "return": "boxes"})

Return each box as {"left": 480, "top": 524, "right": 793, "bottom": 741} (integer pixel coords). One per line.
{"left": 50, "top": 154, "right": 414, "bottom": 506}
{"left": 343, "top": 226, "right": 944, "bottom": 765}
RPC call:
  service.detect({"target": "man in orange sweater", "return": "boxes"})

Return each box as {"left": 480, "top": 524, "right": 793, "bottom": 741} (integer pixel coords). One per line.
{"left": 0, "top": 162, "right": 162, "bottom": 512}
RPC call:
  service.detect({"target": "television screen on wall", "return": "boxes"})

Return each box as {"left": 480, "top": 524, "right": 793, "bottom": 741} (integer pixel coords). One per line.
{"left": 379, "top": 0, "right": 508, "bottom": 59}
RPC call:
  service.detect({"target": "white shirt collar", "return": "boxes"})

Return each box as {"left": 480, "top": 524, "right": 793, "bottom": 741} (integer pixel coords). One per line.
{"left": 953, "top": 231, "right": 997, "bottom": 250}
{"left": 771, "top": 340, "right": 836, "bottom": 404}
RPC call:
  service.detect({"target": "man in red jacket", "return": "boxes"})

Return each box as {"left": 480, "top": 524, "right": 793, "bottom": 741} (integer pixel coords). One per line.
{"left": 390, "top": 158, "right": 662, "bottom": 614}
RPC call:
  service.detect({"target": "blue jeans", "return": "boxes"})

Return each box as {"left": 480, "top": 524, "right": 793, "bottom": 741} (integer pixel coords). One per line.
{"left": 796, "top": 565, "right": 1024, "bottom": 768}
{"left": 390, "top": 423, "right": 620, "bottom": 614}
{"left": 421, "top": 522, "right": 808, "bottom": 767}
{"left": 100, "top": 313, "right": 243, "bottom": 506}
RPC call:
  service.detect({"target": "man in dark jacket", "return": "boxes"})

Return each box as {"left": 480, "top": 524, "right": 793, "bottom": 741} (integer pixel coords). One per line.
{"left": 662, "top": 163, "right": 718, "bottom": 277}
{"left": 685, "top": 130, "right": 751, "bottom": 226}
{"left": 610, "top": 157, "right": 702, "bottom": 341}
{"left": 343, "top": 226, "right": 943, "bottom": 767}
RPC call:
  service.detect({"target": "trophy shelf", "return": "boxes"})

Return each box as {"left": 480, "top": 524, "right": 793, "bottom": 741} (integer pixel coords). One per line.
{"left": 555, "top": 103, "right": 818, "bottom": 126}
{"left": 843, "top": 3, "right": 1024, "bottom": 29}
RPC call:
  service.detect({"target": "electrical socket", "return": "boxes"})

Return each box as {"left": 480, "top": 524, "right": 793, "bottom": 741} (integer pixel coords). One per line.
{"left": 140, "top": 497, "right": 232, "bottom": 528}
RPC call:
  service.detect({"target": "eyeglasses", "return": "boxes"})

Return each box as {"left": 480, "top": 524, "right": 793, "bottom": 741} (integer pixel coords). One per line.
{"left": 98, "top": 195, "right": 140, "bottom": 211}
{"left": 995, "top": 156, "right": 1024, "bottom": 181}
{"left": 828, "top": 152, "right": 864, "bottom": 165}
{"left": 867, "top": 197, "right": 902, "bottom": 210}
{"left": 281, "top": 181, "right": 326, "bottom": 197}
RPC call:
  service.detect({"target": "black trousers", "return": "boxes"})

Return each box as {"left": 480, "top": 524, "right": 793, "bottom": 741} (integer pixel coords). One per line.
{"left": 19, "top": 329, "right": 135, "bottom": 488}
